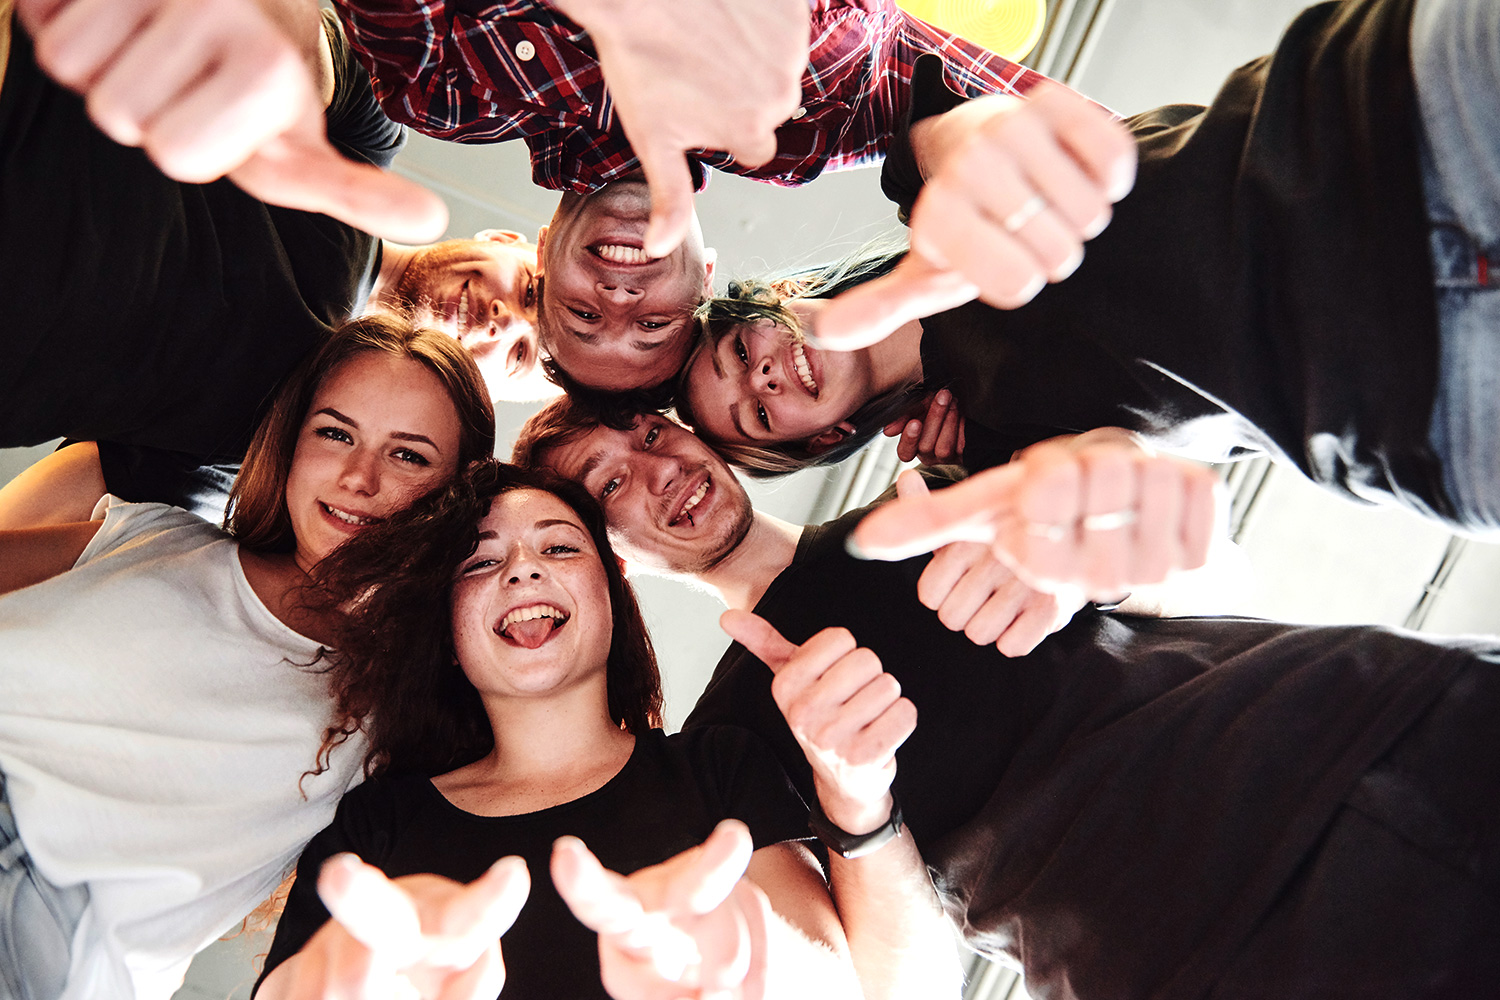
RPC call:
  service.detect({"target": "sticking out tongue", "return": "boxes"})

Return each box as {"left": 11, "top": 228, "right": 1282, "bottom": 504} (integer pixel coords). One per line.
{"left": 503, "top": 617, "right": 558, "bottom": 649}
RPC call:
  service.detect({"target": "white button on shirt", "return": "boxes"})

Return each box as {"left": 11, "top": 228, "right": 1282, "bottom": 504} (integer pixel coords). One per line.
{"left": 516, "top": 39, "right": 536, "bottom": 61}
{"left": 791, "top": 106, "right": 808, "bottom": 120}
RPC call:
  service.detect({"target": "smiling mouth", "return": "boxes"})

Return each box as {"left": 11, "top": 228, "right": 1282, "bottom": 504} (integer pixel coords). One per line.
{"left": 321, "top": 502, "right": 381, "bottom": 527}
{"left": 590, "top": 243, "right": 658, "bottom": 266}
{"left": 496, "top": 604, "right": 570, "bottom": 649}
{"left": 668, "top": 477, "right": 711, "bottom": 528}
{"left": 456, "top": 283, "right": 470, "bottom": 338}
{"left": 790, "top": 341, "right": 819, "bottom": 397}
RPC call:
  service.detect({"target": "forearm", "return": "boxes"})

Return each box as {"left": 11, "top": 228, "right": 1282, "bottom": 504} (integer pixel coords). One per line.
{"left": 828, "top": 832, "right": 961, "bottom": 1000}
{"left": 759, "top": 904, "right": 865, "bottom": 1000}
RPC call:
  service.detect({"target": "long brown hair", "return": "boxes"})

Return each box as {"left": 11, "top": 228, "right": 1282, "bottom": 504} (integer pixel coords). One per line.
{"left": 312, "top": 459, "right": 664, "bottom": 777}
{"left": 226, "top": 314, "right": 497, "bottom": 552}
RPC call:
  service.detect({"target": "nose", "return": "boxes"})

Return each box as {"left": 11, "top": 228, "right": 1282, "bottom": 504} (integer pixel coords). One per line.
{"left": 596, "top": 278, "right": 643, "bottom": 304}
{"left": 338, "top": 447, "right": 381, "bottom": 496}
{"left": 505, "top": 546, "right": 548, "bottom": 584}
{"left": 749, "top": 352, "right": 781, "bottom": 395}
{"left": 644, "top": 450, "right": 682, "bottom": 497}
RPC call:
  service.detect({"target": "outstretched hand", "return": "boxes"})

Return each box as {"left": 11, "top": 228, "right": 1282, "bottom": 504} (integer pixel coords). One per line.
{"left": 553, "top": 820, "right": 773, "bottom": 1000}
{"left": 17, "top": 0, "right": 448, "bottom": 243}
{"left": 721, "top": 610, "right": 915, "bottom": 837}
{"left": 850, "top": 432, "right": 1219, "bottom": 600}
{"left": 812, "top": 84, "right": 1135, "bottom": 351}
{"left": 554, "top": 0, "right": 810, "bottom": 257}
{"left": 260, "top": 853, "right": 530, "bottom": 1000}
{"left": 898, "top": 472, "right": 1085, "bottom": 656}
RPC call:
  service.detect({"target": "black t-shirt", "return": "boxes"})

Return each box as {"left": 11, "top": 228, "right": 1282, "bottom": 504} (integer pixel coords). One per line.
{"left": 685, "top": 481, "right": 1478, "bottom": 998}
{"left": 884, "top": 0, "right": 1453, "bottom": 524}
{"left": 258, "top": 727, "right": 810, "bottom": 1000}
{"left": 0, "top": 12, "right": 397, "bottom": 467}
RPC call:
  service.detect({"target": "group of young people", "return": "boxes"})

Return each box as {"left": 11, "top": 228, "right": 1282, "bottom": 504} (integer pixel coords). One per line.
{"left": 2, "top": 0, "right": 1499, "bottom": 998}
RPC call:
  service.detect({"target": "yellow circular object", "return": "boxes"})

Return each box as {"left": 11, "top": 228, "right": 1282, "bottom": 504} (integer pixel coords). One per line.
{"left": 899, "top": 0, "right": 1048, "bottom": 61}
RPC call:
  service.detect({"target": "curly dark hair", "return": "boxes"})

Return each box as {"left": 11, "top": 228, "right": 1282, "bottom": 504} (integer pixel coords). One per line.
{"left": 310, "top": 459, "right": 663, "bottom": 778}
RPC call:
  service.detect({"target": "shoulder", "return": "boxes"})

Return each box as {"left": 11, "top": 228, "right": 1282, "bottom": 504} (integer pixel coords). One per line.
{"left": 77, "top": 496, "right": 227, "bottom": 567}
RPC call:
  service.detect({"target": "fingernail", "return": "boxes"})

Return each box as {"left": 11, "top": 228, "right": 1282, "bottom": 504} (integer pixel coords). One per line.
{"left": 905, "top": 420, "right": 921, "bottom": 437}
{"left": 1109, "top": 157, "right": 1137, "bottom": 201}
{"left": 1083, "top": 210, "right": 1111, "bottom": 240}
{"left": 845, "top": 534, "right": 872, "bottom": 560}
{"left": 936, "top": 389, "right": 951, "bottom": 405}
{"left": 1054, "top": 247, "right": 1084, "bottom": 280}
{"left": 1017, "top": 272, "right": 1046, "bottom": 303}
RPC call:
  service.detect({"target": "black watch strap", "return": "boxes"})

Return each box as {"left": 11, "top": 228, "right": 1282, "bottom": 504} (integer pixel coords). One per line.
{"left": 807, "top": 794, "right": 904, "bottom": 859}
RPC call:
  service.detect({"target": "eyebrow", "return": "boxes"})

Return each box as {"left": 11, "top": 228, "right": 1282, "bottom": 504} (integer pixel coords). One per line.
{"left": 632, "top": 339, "right": 671, "bottom": 352}
{"left": 729, "top": 405, "right": 750, "bottom": 440}
{"left": 576, "top": 452, "right": 604, "bottom": 485}
{"left": 313, "top": 407, "right": 442, "bottom": 451}
{"left": 570, "top": 329, "right": 598, "bottom": 344}
{"left": 474, "top": 518, "right": 587, "bottom": 541}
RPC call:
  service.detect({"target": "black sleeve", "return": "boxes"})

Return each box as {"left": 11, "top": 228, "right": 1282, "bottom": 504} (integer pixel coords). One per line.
{"left": 254, "top": 779, "right": 397, "bottom": 995}
{"left": 880, "top": 53, "right": 973, "bottom": 221}
{"left": 321, "top": 9, "right": 406, "bottom": 169}
{"left": 675, "top": 726, "right": 811, "bottom": 851}
{"left": 92, "top": 442, "right": 238, "bottom": 524}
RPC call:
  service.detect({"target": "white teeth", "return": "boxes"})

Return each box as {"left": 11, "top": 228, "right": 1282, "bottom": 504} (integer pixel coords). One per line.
{"left": 457, "top": 287, "right": 469, "bottom": 336}
{"left": 593, "top": 244, "right": 653, "bottom": 264}
{"left": 791, "top": 342, "right": 818, "bottom": 396}
{"left": 677, "top": 481, "right": 709, "bottom": 522}
{"left": 322, "top": 503, "right": 375, "bottom": 526}
{"left": 500, "top": 604, "right": 568, "bottom": 631}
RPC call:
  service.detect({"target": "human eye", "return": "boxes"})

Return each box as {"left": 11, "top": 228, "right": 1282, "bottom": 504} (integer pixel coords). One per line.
{"left": 733, "top": 334, "right": 749, "bottom": 366}
{"left": 314, "top": 426, "right": 353, "bottom": 444}
{"left": 756, "top": 402, "right": 770, "bottom": 432}
{"left": 460, "top": 557, "right": 498, "bottom": 575}
{"left": 394, "top": 447, "right": 431, "bottom": 466}
{"left": 543, "top": 543, "right": 581, "bottom": 556}
{"left": 639, "top": 319, "right": 668, "bottom": 330}
{"left": 599, "top": 476, "right": 621, "bottom": 499}
{"left": 643, "top": 425, "right": 660, "bottom": 448}
{"left": 570, "top": 306, "right": 601, "bottom": 322}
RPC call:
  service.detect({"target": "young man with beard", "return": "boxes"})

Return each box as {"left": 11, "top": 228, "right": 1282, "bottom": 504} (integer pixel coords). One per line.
{"left": 517, "top": 400, "right": 1500, "bottom": 999}
{"left": 0, "top": 2, "right": 554, "bottom": 529}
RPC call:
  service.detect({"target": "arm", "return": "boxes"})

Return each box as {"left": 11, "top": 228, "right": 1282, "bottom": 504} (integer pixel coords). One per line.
{"left": 722, "top": 613, "right": 963, "bottom": 1000}
{"left": 0, "top": 443, "right": 106, "bottom": 530}
{"left": 0, "top": 520, "right": 102, "bottom": 597}
{"left": 15, "top": 0, "right": 444, "bottom": 242}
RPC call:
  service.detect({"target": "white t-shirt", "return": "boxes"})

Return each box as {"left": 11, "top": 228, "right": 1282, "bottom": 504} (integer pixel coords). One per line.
{"left": 0, "top": 499, "right": 367, "bottom": 1000}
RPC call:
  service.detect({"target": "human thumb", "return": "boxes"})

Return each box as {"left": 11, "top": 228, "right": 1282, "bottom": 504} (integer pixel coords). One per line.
{"left": 807, "top": 252, "right": 977, "bottom": 351}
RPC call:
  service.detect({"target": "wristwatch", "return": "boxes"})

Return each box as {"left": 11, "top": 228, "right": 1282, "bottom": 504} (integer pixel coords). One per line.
{"left": 807, "top": 795, "right": 904, "bottom": 859}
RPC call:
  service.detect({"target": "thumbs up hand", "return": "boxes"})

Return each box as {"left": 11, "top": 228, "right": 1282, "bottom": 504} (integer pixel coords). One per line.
{"left": 720, "top": 611, "right": 915, "bottom": 836}
{"left": 811, "top": 84, "right": 1135, "bottom": 351}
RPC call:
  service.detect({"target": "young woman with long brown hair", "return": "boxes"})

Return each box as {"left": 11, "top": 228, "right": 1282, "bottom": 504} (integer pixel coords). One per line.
{"left": 255, "top": 461, "right": 862, "bottom": 1000}
{"left": 0, "top": 314, "right": 494, "bottom": 1000}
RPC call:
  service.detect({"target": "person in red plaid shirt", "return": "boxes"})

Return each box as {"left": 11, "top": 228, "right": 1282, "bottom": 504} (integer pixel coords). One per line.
{"left": 332, "top": 0, "right": 1061, "bottom": 392}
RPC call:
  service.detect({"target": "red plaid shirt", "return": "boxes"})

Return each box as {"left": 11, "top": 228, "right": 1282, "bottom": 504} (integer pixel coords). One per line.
{"left": 332, "top": 0, "right": 1056, "bottom": 193}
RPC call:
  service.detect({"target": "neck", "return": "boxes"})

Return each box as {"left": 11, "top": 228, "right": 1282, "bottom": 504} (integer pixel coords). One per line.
{"left": 476, "top": 681, "right": 635, "bottom": 789}
{"left": 694, "top": 510, "right": 803, "bottom": 610}
{"left": 369, "top": 241, "right": 416, "bottom": 310}
{"left": 864, "top": 316, "right": 926, "bottom": 394}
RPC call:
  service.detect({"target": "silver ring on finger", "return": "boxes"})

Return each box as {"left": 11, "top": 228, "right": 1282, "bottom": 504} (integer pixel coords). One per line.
{"left": 1002, "top": 194, "right": 1047, "bottom": 233}
{"left": 1081, "top": 509, "right": 1137, "bottom": 532}
{"left": 1024, "top": 521, "right": 1070, "bottom": 542}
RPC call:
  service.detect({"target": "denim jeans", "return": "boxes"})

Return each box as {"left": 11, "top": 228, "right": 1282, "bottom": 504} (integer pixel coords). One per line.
{"left": 0, "top": 776, "right": 87, "bottom": 1000}
{"left": 1412, "top": 0, "right": 1500, "bottom": 535}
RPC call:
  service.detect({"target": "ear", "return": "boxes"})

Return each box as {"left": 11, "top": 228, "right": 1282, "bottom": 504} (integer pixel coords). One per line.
{"left": 534, "top": 225, "right": 550, "bottom": 274}
{"left": 805, "top": 421, "right": 856, "bottom": 455}
{"left": 475, "top": 228, "right": 527, "bottom": 245}
{"left": 615, "top": 554, "right": 631, "bottom": 578}
{"left": 701, "top": 247, "right": 718, "bottom": 294}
